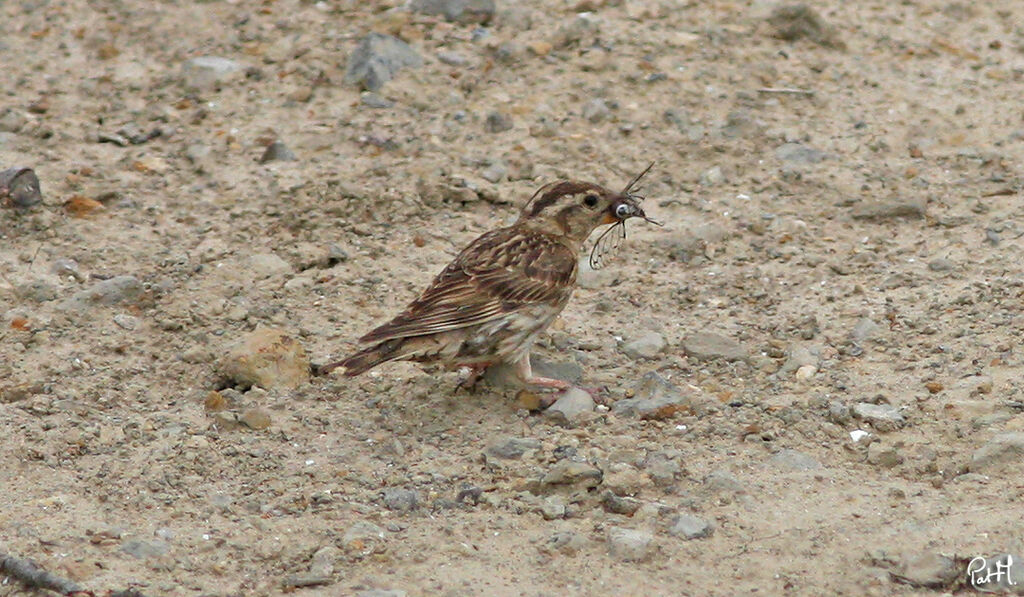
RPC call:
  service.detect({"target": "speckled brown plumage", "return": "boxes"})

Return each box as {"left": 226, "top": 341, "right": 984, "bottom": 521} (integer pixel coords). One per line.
{"left": 320, "top": 168, "right": 658, "bottom": 393}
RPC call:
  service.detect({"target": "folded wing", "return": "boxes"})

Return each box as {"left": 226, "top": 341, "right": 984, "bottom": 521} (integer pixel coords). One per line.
{"left": 360, "top": 229, "right": 577, "bottom": 343}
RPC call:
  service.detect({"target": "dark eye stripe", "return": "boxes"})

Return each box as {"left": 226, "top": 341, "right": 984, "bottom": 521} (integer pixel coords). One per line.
{"left": 528, "top": 181, "right": 598, "bottom": 216}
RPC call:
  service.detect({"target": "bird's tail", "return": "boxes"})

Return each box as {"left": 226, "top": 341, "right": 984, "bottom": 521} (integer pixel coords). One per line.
{"left": 318, "top": 339, "right": 403, "bottom": 377}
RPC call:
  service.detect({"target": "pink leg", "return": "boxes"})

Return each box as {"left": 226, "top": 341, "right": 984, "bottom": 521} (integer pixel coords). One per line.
{"left": 514, "top": 354, "right": 608, "bottom": 407}
{"left": 514, "top": 353, "right": 571, "bottom": 392}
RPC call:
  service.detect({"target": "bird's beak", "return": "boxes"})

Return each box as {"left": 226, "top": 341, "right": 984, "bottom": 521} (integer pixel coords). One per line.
{"left": 604, "top": 199, "right": 649, "bottom": 224}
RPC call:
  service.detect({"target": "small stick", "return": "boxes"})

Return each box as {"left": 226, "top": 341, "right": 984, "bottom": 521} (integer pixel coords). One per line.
{"left": 756, "top": 87, "right": 815, "bottom": 96}
{"left": 0, "top": 551, "right": 83, "bottom": 594}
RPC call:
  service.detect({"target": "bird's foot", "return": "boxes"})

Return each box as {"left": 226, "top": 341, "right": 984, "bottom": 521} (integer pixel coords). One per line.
{"left": 523, "top": 375, "right": 572, "bottom": 392}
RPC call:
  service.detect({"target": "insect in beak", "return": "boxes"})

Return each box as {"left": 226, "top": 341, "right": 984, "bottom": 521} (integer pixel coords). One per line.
{"left": 615, "top": 161, "right": 662, "bottom": 226}
{"left": 589, "top": 163, "right": 663, "bottom": 269}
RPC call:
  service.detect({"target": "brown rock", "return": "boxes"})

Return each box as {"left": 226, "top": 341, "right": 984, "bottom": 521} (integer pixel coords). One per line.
{"left": 240, "top": 407, "right": 272, "bottom": 430}
{"left": 220, "top": 327, "right": 310, "bottom": 390}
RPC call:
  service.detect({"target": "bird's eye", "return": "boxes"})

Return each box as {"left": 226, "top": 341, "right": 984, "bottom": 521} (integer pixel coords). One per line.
{"left": 583, "top": 194, "right": 599, "bottom": 208}
{"left": 615, "top": 203, "right": 631, "bottom": 218}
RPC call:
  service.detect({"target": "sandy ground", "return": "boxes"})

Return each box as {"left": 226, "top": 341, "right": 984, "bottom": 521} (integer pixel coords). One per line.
{"left": 3, "top": 0, "right": 1024, "bottom": 595}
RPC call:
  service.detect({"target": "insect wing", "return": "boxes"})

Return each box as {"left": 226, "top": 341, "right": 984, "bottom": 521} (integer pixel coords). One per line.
{"left": 589, "top": 222, "right": 626, "bottom": 270}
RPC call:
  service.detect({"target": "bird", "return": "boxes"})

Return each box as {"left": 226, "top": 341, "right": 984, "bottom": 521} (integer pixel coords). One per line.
{"left": 319, "top": 164, "right": 659, "bottom": 400}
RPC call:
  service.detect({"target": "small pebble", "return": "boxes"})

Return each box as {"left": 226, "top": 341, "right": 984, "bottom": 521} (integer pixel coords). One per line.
{"left": 382, "top": 488, "right": 420, "bottom": 512}
{"left": 851, "top": 403, "right": 904, "bottom": 432}
{"left": 484, "top": 111, "right": 513, "bottom": 133}
{"left": 606, "top": 527, "right": 654, "bottom": 562}
{"left": 668, "top": 514, "right": 714, "bottom": 540}
{"left": 544, "top": 388, "right": 596, "bottom": 427}
{"left": 344, "top": 33, "right": 423, "bottom": 91}
{"left": 619, "top": 331, "right": 666, "bottom": 360}
{"left": 239, "top": 407, "right": 272, "bottom": 430}
{"left": 182, "top": 56, "right": 244, "bottom": 90}
{"left": 259, "top": 140, "right": 296, "bottom": 163}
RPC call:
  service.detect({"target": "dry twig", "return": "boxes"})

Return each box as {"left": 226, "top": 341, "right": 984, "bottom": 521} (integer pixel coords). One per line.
{"left": 0, "top": 551, "right": 82, "bottom": 594}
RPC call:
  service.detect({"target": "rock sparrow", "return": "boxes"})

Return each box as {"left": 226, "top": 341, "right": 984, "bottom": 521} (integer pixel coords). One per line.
{"left": 320, "top": 165, "right": 659, "bottom": 397}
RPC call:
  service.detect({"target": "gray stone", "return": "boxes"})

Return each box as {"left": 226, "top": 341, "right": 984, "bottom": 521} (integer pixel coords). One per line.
{"left": 480, "top": 161, "right": 506, "bottom": 183}
{"left": 775, "top": 142, "right": 829, "bottom": 164}
{"left": 668, "top": 514, "right": 714, "bottom": 540}
{"left": 259, "top": 140, "right": 296, "bottom": 163}
{"left": 770, "top": 449, "right": 821, "bottom": 471}
{"left": 601, "top": 491, "right": 642, "bottom": 515}
{"left": 248, "top": 253, "right": 292, "bottom": 278}
{"left": 682, "top": 332, "right": 746, "bottom": 362}
{"left": 606, "top": 527, "right": 654, "bottom": 562}
{"left": 614, "top": 372, "right": 695, "bottom": 420}
{"left": 582, "top": 98, "right": 611, "bottom": 123}
{"left": 185, "top": 143, "right": 213, "bottom": 171}
{"left": 851, "top": 197, "right": 926, "bottom": 220}
{"left": 60, "top": 276, "right": 143, "bottom": 312}
{"left": 970, "top": 432, "right": 1024, "bottom": 473}
{"left": 889, "top": 551, "right": 959, "bottom": 589}
{"left": 182, "top": 56, "right": 244, "bottom": 90}
{"left": 0, "top": 108, "right": 27, "bottom": 133}
{"left": 484, "top": 111, "right": 513, "bottom": 133}
{"left": 827, "top": 401, "right": 851, "bottom": 424}
{"left": 51, "top": 258, "right": 82, "bottom": 280}
{"left": 360, "top": 93, "right": 394, "bottom": 109}
{"left": 540, "top": 461, "right": 602, "bottom": 489}
{"left": 1, "top": 167, "right": 42, "bottom": 207}
{"left": 342, "top": 521, "right": 386, "bottom": 558}
{"left": 721, "top": 110, "right": 761, "bottom": 138}
{"left": 620, "top": 332, "right": 666, "bottom": 360}
{"left": 534, "top": 357, "right": 583, "bottom": 383}
{"left": 355, "top": 590, "right": 407, "bottom": 597}
{"left": 120, "top": 538, "right": 169, "bottom": 559}
{"left": 14, "top": 279, "right": 59, "bottom": 303}
{"left": 699, "top": 165, "right": 725, "bottom": 186}
{"left": 928, "top": 258, "right": 954, "bottom": 272}
{"left": 544, "top": 388, "right": 596, "bottom": 427}
{"left": 602, "top": 464, "right": 649, "bottom": 496}
{"left": 852, "top": 402, "right": 905, "bottom": 431}
{"left": 485, "top": 436, "right": 541, "bottom": 460}
{"left": 851, "top": 317, "right": 880, "bottom": 343}
{"left": 537, "top": 496, "right": 566, "bottom": 520}
{"left": 409, "top": 0, "right": 495, "bottom": 24}
{"left": 382, "top": 488, "right": 420, "bottom": 512}
{"left": 437, "top": 51, "right": 469, "bottom": 66}
{"left": 283, "top": 574, "right": 332, "bottom": 590}
{"left": 768, "top": 4, "right": 844, "bottom": 49}
{"left": 645, "top": 452, "right": 682, "bottom": 487}
{"left": 867, "top": 442, "right": 902, "bottom": 468}
{"left": 703, "top": 470, "right": 745, "bottom": 494}
{"left": 777, "top": 343, "right": 821, "bottom": 376}
{"left": 542, "top": 530, "right": 587, "bottom": 555}
{"left": 112, "top": 313, "right": 138, "bottom": 330}
{"left": 344, "top": 33, "right": 423, "bottom": 92}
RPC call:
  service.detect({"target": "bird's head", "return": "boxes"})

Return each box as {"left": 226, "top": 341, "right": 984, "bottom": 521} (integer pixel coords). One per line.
{"left": 517, "top": 163, "right": 659, "bottom": 245}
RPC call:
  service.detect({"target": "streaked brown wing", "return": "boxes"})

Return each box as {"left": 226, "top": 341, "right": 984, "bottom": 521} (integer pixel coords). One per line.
{"left": 359, "top": 228, "right": 577, "bottom": 343}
